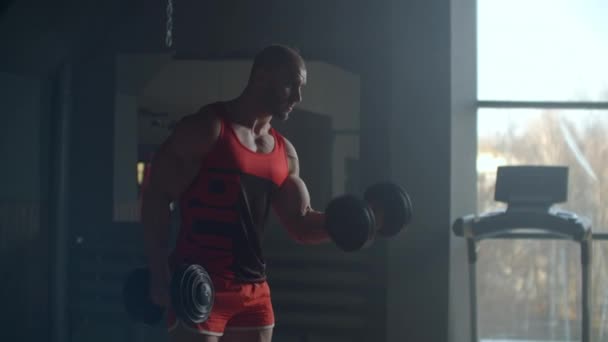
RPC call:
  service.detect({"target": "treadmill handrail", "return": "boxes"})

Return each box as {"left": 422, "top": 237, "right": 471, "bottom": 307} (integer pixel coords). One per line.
{"left": 452, "top": 209, "right": 592, "bottom": 241}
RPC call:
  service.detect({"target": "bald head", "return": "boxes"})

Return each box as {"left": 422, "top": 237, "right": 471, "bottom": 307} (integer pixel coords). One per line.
{"left": 249, "top": 45, "right": 306, "bottom": 82}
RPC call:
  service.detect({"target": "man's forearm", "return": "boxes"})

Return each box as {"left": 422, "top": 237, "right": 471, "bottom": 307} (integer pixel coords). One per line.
{"left": 285, "top": 209, "right": 331, "bottom": 244}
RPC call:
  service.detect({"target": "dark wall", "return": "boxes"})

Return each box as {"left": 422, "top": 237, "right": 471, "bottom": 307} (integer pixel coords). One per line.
{"left": 66, "top": 55, "right": 123, "bottom": 342}
{"left": 347, "top": 1, "right": 476, "bottom": 341}
{"left": 0, "top": 72, "right": 52, "bottom": 340}
{"left": 386, "top": 0, "right": 453, "bottom": 339}
{"left": 0, "top": 73, "right": 44, "bottom": 198}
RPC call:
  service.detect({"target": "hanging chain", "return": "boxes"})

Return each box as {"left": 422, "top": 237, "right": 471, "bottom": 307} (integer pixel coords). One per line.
{"left": 165, "top": 0, "right": 174, "bottom": 48}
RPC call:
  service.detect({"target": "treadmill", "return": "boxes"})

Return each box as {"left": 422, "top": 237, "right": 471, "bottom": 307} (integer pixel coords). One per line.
{"left": 452, "top": 166, "right": 593, "bottom": 342}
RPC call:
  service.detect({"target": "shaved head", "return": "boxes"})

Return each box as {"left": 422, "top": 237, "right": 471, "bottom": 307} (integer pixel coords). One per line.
{"left": 249, "top": 45, "right": 306, "bottom": 81}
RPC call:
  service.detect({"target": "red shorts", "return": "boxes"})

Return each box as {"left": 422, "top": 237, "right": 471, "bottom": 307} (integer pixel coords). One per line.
{"left": 167, "top": 277, "right": 275, "bottom": 337}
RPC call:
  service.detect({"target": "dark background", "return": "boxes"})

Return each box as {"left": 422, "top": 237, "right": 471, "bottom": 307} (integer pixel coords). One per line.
{"left": 0, "top": 0, "right": 477, "bottom": 341}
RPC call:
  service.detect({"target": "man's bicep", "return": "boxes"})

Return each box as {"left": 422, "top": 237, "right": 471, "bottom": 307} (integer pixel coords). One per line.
{"left": 272, "top": 174, "right": 312, "bottom": 224}
{"left": 272, "top": 173, "right": 329, "bottom": 244}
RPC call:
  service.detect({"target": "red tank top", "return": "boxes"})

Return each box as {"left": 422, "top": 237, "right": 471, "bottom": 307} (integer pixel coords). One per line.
{"left": 170, "top": 102, "right": 290, "bottom": 282}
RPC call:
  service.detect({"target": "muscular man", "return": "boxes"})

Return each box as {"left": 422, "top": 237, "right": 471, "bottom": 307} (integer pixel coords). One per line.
{"left": 141, "top": 45, "right": 365, "bottom": 342}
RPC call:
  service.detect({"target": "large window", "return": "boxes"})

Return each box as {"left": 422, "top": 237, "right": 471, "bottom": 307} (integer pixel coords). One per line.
{"left": 476, "top": 1, "right": 608, "bottom": 341}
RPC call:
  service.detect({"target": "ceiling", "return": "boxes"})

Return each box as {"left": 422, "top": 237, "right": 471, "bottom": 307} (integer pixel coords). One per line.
{"left": 0, "top": 0, "right": 377, "bottom": 77}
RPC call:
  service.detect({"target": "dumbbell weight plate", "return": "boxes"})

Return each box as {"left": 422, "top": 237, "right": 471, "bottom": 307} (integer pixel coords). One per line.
{"left": 171, "top": 264, "right": 215, "bottom": 324}
{"left": 325, "top": 194, "right": 376, "bottom": 252}
{"left": 364, "top": 182, "right": 413, "bottom": 237}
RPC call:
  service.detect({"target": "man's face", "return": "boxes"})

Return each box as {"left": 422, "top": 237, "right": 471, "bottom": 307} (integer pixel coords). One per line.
{"left": 261, "top": 63, "right": 307, "bottom": 121}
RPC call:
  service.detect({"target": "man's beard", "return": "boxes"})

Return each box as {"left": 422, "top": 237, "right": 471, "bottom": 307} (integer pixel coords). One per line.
{"left": 272, "top": 107, "right": 291, "bottom": 121}
{"left": 265, "top": 91, "right": 291, "bottom": 121}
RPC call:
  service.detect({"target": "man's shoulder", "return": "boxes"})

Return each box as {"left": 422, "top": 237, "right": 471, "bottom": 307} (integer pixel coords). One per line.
{"left": 184, "top": 102, "right": 222, "bottom": 123}
{"left": 276, "top": 134, "right": 299, "bottom": 175}
{"left": 175, "top": 103, "right": 222, "bottom": 132}
{"left": 280, "top": 135, "right": 296, "bottom": 154}
{"left": 168, "top": 104, "right": 223, "bottom": 153}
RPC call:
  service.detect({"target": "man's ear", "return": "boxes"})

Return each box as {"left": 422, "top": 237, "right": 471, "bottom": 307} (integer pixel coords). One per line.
{"left": 252, "top": 67, "right": 271, "bottom": 85}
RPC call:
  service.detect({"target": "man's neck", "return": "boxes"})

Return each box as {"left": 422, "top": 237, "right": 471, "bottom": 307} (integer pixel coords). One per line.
{"left": 226, "top": 91, "right": 272, "bottom": 135}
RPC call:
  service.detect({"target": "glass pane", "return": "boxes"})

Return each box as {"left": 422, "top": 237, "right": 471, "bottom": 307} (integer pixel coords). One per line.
{"left": 592, "top": 241, "right": 608, "bottom": 342}
{"left": 478, "top": 241, "right": 608, "bottom": 342}
{"left": 478, "top": 240, "right": 582, "bottom": 341}
{"left": 477, "top": 0, "right": 608, "bottom": 102}
{"left": 477, "top": 108, "right": 608, "bottom": 341}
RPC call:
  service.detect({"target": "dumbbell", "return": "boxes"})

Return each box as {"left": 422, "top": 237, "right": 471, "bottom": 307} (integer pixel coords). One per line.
{"left": 325, "top": 181, "right": 413, "bottom": 252}
{"left": 122, "top": 264, "right": 214, "bottom": 325}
